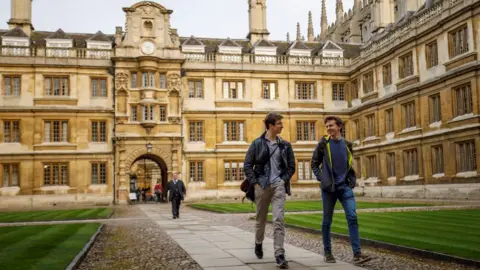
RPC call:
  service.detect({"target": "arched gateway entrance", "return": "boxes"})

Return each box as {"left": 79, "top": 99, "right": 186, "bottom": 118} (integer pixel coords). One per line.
{"left": 129, "top": 154, "right": 168, "bottom": 202}
{"left": 121, "top": 145, "right": 175, "bottom": 203}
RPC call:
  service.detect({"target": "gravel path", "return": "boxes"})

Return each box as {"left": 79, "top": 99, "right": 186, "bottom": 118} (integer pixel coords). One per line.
{"left": 191, "top": 207, "right": 478, "bottom": 270}
{"left": 77, "top": 205, "right": 202, "bottom": 270}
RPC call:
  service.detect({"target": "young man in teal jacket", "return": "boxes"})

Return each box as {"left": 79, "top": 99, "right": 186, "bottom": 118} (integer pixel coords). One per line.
{"left": 311, "top": 116, "right": 372, "bottom": 265}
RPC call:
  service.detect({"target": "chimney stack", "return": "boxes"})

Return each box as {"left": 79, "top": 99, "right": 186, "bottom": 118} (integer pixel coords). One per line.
{"left": 247, "top": 0, "right": 270, "bottom": 43}
{"left": 8, "top": 0, "right": 34, "bottom": 36}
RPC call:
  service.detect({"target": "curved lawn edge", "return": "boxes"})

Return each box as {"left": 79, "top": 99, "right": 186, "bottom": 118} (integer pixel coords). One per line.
{"left": 274, "top": 221, "right": 480, "bottom": 268}
{"left": 65, "top": 223, "right": 104, "bottom": 270}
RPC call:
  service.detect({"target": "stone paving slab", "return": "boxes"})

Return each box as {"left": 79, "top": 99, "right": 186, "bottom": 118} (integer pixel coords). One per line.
{"left": 137, "top": 204, "right": 366, "bottom": 270}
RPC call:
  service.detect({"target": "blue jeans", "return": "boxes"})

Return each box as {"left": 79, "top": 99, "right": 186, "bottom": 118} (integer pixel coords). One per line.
{"left": 321, "top": 185, "right": 360, "bottom": 255}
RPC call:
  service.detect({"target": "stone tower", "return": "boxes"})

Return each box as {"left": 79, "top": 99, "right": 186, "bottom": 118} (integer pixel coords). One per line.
{"left": 336, "top": 0, "right": 343, "bottom": 25}
{"left": 320, "top": 0, "right": 327, "bottom": 40}
{"left": 247, "top": 0, "right": 270, "bottom": 43}
{"left": 307, "top": 11, "right": 314, "bottom": 42}
{"left": 8, "top": 0, "right": 34, "bottom": 36}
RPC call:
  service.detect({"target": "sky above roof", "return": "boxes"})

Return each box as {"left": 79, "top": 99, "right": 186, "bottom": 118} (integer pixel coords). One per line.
{"left": 0, "top": 0, "right": 354, "bottom": 40}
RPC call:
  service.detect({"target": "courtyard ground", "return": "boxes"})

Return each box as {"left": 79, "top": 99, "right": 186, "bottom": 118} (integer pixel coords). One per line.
{"left": 0, "top": 200, "right": 479, "bottom": 270}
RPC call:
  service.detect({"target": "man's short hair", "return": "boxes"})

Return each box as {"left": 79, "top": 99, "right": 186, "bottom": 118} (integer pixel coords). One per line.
{"left": 324, "top": 116, "right": 343, "bottom": 127}
{"left": 264, "top": 112, "right": 283, "bottom": 130}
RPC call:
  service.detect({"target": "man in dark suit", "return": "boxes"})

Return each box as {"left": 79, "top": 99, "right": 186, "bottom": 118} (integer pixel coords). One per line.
{"left": 166, "top": 172, "right": 186, "bottom": 219}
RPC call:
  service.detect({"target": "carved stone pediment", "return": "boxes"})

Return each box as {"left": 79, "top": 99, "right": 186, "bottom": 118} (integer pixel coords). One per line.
{"left": 167, "top": 73, "right": 182, "bottom": 91}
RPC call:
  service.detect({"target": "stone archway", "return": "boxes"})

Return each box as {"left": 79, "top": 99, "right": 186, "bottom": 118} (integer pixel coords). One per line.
{"left": 119, "top": 146, "right": 174, "bottom": 203}
{"left": 129, "top": 154, "right": 169, "bottom": 202}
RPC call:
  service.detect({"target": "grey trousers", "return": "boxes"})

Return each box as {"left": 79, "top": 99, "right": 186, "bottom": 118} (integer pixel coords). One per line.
{"left": 254, "top": 180, "right": 286, "bottom": 257}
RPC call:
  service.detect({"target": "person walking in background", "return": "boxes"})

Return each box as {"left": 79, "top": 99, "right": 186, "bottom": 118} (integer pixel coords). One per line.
{"left": 244, "top": 112, "right": 296, "bottom": 269}
{"left": 166, "top": 172, "right": 186, "bottom": 219}
{"left": 311, "top": 116, "right": 372, "bottom": 265}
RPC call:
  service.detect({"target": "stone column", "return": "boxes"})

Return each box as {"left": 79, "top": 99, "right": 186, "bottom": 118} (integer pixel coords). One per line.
{"left": 118, "top": 148, "right": 129, "bottom": 204}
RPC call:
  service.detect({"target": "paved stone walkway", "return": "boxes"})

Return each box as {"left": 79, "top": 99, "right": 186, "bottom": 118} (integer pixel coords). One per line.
{"left": 137, "top": 204, "right": 365, "bottom": 270}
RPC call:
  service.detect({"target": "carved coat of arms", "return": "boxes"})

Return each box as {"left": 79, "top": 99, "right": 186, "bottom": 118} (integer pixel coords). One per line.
{"left": 115, "top": 72, "right": 129, "bottom": 90}
{"left": 167, "top": 73, "right": 182, "bottom": 91}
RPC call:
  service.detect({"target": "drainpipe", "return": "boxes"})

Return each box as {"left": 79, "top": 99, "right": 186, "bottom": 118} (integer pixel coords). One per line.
{"left": 109, "top": 66, "right": 116, "bottom": 205}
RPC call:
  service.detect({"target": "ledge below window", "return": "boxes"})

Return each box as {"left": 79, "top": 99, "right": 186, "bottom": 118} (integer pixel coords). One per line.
{"left": 288, "top": 101, "right": 324, "bottom": 109}
{"left": 34, "top": 97, "right": 78, "bottom": 106}
{"left": 395, "top": 75, "right": 419, "bottom": 91}
{"left": 444, "top": 51, "right": 477, "bottom": 71}
{"left": 215, "top": 100, "right": 252, "bottom": 108}
{"left": 34, "top": 143, "right": 77, "bottom": 151}
{"left": 398, "top": 127, "right": 422, "bottom": 136}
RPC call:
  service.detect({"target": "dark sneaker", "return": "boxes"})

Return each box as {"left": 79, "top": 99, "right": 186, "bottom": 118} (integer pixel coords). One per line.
{"left": 275, "top": 254, "right": 289, "bottom": 269}
{"left": 353, "top": 252, "right": 372, "bottom": 264}
{"left": 255, "top": 243, "right": 263, "bottom": 259}
{"left": 324, "top": 253, "right": 336, "bottom": 263}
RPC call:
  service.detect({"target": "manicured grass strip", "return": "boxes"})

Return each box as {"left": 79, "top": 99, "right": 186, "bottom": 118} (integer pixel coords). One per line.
{"left": 279, "top": 209, "right": 480, "bottom": 260}
{"left": 0, "top": 208, "right": 112, "bottom": 223}
{"left": 0, "top": 223, "right": 101, "bottom": 270}
{"left": 189, "top": 201, "right": 432, "bottom": 213}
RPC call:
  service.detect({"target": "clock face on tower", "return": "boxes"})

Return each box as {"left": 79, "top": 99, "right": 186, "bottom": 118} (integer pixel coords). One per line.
{"left": 141, "top": 41, "right": 155, "bottom": 55}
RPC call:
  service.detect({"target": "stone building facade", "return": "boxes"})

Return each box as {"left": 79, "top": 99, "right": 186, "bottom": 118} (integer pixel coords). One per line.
{"left": 0, "top": 0, "right": 479, "bottom": 207}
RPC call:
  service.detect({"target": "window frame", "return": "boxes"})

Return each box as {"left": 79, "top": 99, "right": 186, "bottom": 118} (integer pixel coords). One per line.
{"left": 399, "top": 52, "right": 414, "bottom": 79}
{"left": 189, "top": 121, "right": 204, "bottom": 142}
{"left": 431, "top": 145, "right": 444, "bottom": 175}
{"left": 189, "top": 161, "right": 204, "bottom": 182}
{"left": 262, "top": 80, "right": 278, "bottom": 100}
{"left": 90, "top": 77, "right": 108, "bottom": 97}
{"left": 332, "top": 83, "right": 345, "bottom": 101}
{"left": 452, "top": 83, "right": 473, "bottom": 117}
{"left": 425, "top": 41, "right": 439, "bottom": 69}
{"left": 43, "top": 162, "right": 69, "bottom": 186}
{"left": 295, "top": 81, "right": 316, "bottom": 100}
{"left": 2, "top": 163, "right": 20, "bottom": 187}
{"left": 429, "top": 94, "right": 442, "bottom": 123}
{"left": 188, "top": 79, "right": 204, "bottom": 99}
{"left": 3, "top": 120, "right": 20, "bottom": 143}
{"left": 224, "top": 160, "right": 244, "bottom": 182}
{"left": 224, "top": 121, "right": 245, "bottom": 141}
{"left": 44, "top": 120, "right": 69, "bottom": 143}
{"left": 448, "top": 24, "right": 469, "bottom": 58}
{"left": 91, "top": 162, "right": 107, "bottom": 184}
{"left": 44, "top": 76, "right": 70, "bottom": 96}
{"left": 296, "top": 121, "right": 316, "bottom": 141}
{"left": 2, "top": 75, "right": 21, "bottom": 96}
{"left": 91, "top": 120, "right": 107, "bottom": 143}
{"left": 223, "top": 80, "right": 245, "bottom": 99}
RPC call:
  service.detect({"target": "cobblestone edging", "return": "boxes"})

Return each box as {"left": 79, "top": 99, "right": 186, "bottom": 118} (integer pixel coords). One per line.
{"left": 276, "top": 222, "right": 480, "bottom": 268}
{"left": 66, "top": 224, "right": 104, "bottom": 270}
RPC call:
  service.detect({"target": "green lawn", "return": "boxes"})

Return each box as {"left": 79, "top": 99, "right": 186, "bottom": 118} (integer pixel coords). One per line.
{"left": 0, "top": 208, "right": 112, "bottom": 223}
{"left": 189, "top": 201, "right": 431, "bottom": 213}
{"left": 0, "top": 223, "right": 101, "bottom": 269}
{"left": 279, "top": 209, "right": 480, "bottom": 260}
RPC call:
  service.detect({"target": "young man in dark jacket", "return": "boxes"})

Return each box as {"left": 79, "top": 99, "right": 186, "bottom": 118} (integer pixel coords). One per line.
{"left": 311, "top": 116, "right": 372, "bottom": 265}
{"left": 244, "top": 112, "right": 296, "bottom": 269}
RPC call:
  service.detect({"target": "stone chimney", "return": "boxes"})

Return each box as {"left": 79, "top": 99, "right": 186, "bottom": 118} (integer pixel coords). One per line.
{"left": 320, "top": 0, "right": 327, "bottom": 39}
{"left": 247, "top": 0, "right": 270, "bottom": 43}
{"left": 307, "top": 11, "right": 314, "bottom": 42}
{"left": 8, "top": 0, "right": 34, "bottom": 36}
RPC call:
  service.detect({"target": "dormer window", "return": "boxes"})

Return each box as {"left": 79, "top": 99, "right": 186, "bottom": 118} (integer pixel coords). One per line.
{"left": 45, "top": 29, "right": 73, "bottom": 58}
{"left": 1, "top": 27, "right": 30, "bottom": 56}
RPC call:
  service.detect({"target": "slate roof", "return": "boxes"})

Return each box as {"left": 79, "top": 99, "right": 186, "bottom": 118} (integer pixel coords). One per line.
{"left": 0, "top": 29, "right": 115, "bottom": 48}
{"left": 178, "top": 36, "right": 362, "bottom": 58}
{"left": 0, "top": 28, "right": 362, "bottom": 58}
{"left": 2, "top": 26, "right": 29, "bottom": 38}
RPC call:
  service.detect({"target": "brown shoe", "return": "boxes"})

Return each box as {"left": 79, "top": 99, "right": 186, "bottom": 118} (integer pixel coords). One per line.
{"left": 324, "top": 253, "right": 336, "bottom": 263}
{"left": 353, "top": 252, "right": 372, "bottom": 264}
